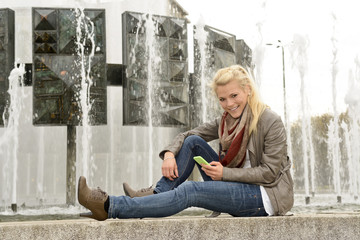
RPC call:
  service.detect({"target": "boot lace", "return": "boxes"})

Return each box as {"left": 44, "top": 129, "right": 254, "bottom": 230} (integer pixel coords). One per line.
{"left": 90, "top": 187, "right": 108, "bottom": 201}
{"left": 97, "top": 187, "right": 107, "bottom": 195}
{"left": 140, "top": 186, "right": 153, "bottom": 193}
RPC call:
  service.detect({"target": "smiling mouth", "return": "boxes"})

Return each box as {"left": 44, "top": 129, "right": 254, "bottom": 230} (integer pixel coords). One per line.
{"left": 230, "top": 106, "right": 239, "bottom": 111}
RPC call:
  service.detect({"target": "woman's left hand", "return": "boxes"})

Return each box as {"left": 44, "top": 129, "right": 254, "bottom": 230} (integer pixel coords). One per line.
{"left": 201, "top": 161, "right": 223, "bottom": 181}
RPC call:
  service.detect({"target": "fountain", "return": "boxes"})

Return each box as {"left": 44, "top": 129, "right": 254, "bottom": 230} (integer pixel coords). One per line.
{"left": 328, "top": 13, "right": 342, "bottom": 203}
{"left": 1, "top": 64, "right": 26, "bottom": 212}
{"left": 75, "top": 6, "right": 98, "bottom": 187}
{"left": 122, "top": 11, "right": 189, "bottom": 186}
{"left": 344, "top": 57, "right": 360, "bottom": 200}
{"left": 252, "top": 0, "right": 267, "bottom": 89}
{"left": 193, "top": 17, "right": 210, "bottom": 124}
{"left": 289, "top": 34, "right": 316, "bottom": 204}
{"left": 0, "top": 0, "right": 360, "bottom": 223}
{"left": 288, "top": 30, "right": 360, "bottom": 206}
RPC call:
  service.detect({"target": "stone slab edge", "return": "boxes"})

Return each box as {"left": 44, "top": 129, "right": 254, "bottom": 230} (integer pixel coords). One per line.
{"left": 1, "top": 213, "right": 360, "bottom": 240}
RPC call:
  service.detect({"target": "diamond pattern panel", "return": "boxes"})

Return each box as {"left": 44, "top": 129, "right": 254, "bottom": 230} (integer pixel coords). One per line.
{"left": 169, "top": 39, "right": 187, "bottom": 61}
{"left": 122, "top": 11, "right": 189, "bottom": 127}
{"left": 235, "top": 39, "right": 252, "bottom": 69}
{"left": 34, "top": 9, "right": 57, "bottom": 30}
{"left": 59, "top": 10, "right": 76, "bottom": 55}
{"left": 33, "top": 8, "right": 107, "bottom": 126}
{"left": 152, "top": 15, "right": 167, "bottom": 37}
{"left": 125, "top": 12, "right": 145, "bottom": 34}
{"left": 214, "top": 48, "right": 236, "bottom": 69}
{"left": 0, "top": 9, "right": 14, "bottom": 126}
{"left": 168, "top": 18, "right": 187, "bottom": 40}
{"left": 86, "top": 10, "right": 105, "bottom": 54}
{"left": 169, "top": 61, "right": 187, "bottom": 82}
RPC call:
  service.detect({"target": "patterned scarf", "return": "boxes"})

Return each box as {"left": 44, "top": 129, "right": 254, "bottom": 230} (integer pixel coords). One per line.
{"left": 218, "top": 104, "right": 251, "bottom": 168}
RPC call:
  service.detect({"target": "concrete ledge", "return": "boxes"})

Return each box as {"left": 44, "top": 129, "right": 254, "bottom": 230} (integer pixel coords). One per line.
{"left": 1, "top": 213, "right": 360, "bottom": 240}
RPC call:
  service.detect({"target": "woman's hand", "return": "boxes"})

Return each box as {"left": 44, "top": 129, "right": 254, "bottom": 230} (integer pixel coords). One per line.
{"left": 162, "top": 152, "right": 179, "bottom": 181}
{"left": 201, "top": 161, "right": 223, "bottom": 181}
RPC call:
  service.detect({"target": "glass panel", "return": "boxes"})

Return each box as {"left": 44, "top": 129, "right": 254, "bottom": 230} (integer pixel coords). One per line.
{"left": 126, "top": 12, "right": 145, "bottom": 34}
{"left": 128, "top": 102, "right": 147, "bottom": 125}
{"left": 169, "top": 61, "right": 186, "bottom": 82}
{"left": 33, "top": 8, "right": 106, "bottom": 126}
{"left": 0, "top": 51, "right": 5, "bottom": 68}
{"left": 207, "top": 26, "right": 236, "bottom": 53}
{"left": 59, "top": 9, "right": 76, "bottom": 55}
{"left": 122, "top": 11, "right": 188, "bottom": 127}
{"left": 214, "top": 48, "right": 236, "bottom": 69}
{"left": 152, "top": 15, "right": 167, "bottom": 37}
{"left": 34, "top": 9, "right": 57, "bottom": 31}
{"left": 129, "top": 80, "right": 146, "bottom": 101}
{"left": 0, "top": 35, "right": 5, "bottom": 51}
{"left": 89, "top": 56, "right": 106, "bottom": 88}
{"left": 168, "top": 18, "right": 187, "bottom": 40}
{"left": 0, "top": 9, "right": 14, "bottom": 126}
{"left": 235, "top": 39, "right": 252, "bottom": 69}
{"left": 169, "top": 39, "right": 187, "bottom": 61}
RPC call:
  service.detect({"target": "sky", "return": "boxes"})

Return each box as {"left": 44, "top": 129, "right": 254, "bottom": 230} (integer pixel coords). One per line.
{"left": 177, "top": 0, "right": 360, "bottom": 122}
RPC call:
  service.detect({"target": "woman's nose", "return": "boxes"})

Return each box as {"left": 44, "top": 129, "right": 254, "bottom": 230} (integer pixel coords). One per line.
{"left": 226, "top": 99, "right": 234, "bottom": 107}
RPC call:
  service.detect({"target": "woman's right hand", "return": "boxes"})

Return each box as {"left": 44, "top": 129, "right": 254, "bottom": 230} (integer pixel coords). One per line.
{"left": 162, "top": 153, "right": 179, "bottom": 181}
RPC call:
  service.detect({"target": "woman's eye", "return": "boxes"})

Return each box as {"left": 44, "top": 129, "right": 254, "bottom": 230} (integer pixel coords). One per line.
{"left": 231, "top": 94, "right": 237, "bottom": 98}
{"left": 219, "top": 98, "right": 224, "bottom": 102}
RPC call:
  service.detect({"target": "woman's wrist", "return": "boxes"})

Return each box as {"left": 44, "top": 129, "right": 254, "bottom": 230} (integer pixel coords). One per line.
{"left": 164, "top": 152, "right": 175, "bottom": 160}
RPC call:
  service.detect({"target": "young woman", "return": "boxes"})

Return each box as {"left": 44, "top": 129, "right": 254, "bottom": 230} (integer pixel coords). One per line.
{"left": 78, "top": 65, "right": 294, "bottom": 220}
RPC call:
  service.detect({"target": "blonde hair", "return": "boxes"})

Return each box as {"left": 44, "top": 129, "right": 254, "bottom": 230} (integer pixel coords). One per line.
{"left": 211, "top": 65, "right": 267, "bottom": 134}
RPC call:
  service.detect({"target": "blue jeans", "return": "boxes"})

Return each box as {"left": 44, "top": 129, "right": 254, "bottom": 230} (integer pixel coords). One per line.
{"left": 108, "top": 135, "right": 267, "bottom": 218}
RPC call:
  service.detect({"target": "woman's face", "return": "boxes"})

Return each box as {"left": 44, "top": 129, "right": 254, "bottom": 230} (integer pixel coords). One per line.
{"left": 216, "top": 79, "right": 250, "bottom": 118}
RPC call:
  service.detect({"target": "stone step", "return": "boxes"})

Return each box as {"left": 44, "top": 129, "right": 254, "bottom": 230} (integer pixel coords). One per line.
{"left": 1, "top": 213, "right": 360, "bottom": 240}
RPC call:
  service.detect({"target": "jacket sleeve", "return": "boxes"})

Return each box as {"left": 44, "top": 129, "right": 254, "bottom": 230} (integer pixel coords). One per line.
{"left": 159, "top": 117, "right": 220, "bottom": 159}
{"left": 222, "top": 113, "right": 287, "bottom": 185}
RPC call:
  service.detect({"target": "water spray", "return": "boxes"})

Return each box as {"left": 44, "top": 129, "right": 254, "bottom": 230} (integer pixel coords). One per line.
{"left": 75, "top": 7, "right": 96, "bottom": 184}
{"left": 1, "top": 63, "right": 26, "bottom": 212}
{"left": 328, "top": 13, "right": 342, "bottom": 203}
{"left": 289, "top": 34, "right": 316, "bottom": 204}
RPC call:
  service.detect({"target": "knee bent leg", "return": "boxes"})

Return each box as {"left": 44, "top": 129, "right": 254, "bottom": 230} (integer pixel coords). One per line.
{"left": 183, "top": 135, "right": 204, "bottom": 147}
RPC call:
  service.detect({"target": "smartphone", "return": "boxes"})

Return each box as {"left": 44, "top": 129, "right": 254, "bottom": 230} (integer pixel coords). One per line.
{"left": 193, "top": 156, "right": 210, "bottom": 165}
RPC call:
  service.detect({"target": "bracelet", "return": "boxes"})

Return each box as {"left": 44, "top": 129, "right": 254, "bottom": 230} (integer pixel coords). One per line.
{"left": 164, "top": 157, "right": 175, "bottom": 161}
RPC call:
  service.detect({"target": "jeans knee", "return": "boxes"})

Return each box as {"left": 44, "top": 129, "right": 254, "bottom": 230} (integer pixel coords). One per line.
{"left": 176, "top": 181, "right": 199, "bottom": 206}
{"left": 183, "top": 135, "right": 203, "bottom": 147}
{"left": 177, "top": 181, "right": 195, "bottom": 195}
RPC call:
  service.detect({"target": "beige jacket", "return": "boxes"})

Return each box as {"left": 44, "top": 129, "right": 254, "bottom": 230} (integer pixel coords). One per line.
{"left": 159, "top": 108, "right": 294, "bottom": 216}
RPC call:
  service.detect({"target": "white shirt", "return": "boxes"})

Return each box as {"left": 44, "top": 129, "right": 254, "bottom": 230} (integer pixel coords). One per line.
{"left": 243, "top": 150, "right": 274, "bottom": 216}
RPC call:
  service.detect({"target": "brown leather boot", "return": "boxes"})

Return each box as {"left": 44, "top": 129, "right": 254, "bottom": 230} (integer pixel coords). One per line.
{"left": 123, "top": 182, "right": 155, "bottom": 198}
{"left": 78, "top": 176, "right": 108, "bottom": 221}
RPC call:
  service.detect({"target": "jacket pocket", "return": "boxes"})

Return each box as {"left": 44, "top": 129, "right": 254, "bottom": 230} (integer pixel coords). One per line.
{"left": 273, "top": 176, "right": 294, "bottom": 215}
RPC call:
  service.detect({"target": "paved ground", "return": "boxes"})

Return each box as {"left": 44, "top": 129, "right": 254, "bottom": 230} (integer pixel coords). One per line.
{"left": 1, "top": 212, "right": 360, "bottom": 240}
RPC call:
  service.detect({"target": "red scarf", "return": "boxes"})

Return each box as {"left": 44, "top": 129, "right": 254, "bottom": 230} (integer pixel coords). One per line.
{"left": 218, "top": 104, "right": 251, "bottom": 168}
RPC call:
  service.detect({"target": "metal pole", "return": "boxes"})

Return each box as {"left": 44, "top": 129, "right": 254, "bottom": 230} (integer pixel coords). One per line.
{"left": 281, "top": 45, "right": 287, "bottom": 127}
{"left": 266, "top": 41, "right": 288, "bottom": 127}
{"left": 66, "top": 125, "right": 76, "bottom": 205}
